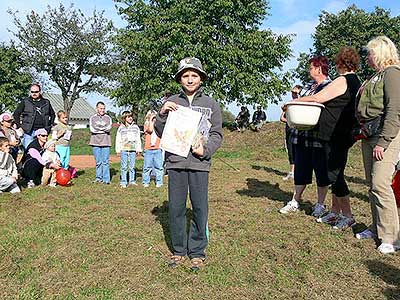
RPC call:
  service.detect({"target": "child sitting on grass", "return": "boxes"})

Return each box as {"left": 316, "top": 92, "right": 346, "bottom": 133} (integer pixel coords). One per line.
{"left": 115, "top": 111, "right": 142, "bottom": 187}
{"left": 41, "top": 140, "right": 61, "bottom": 187}
{"left": 51, "top": 110, "right": 73, "bottom": 170}
{"left": 0, "top": 113, "right": 20, "bottom": 162}
{"left": 0, "top": 137, "right": 20, "bottom": 193}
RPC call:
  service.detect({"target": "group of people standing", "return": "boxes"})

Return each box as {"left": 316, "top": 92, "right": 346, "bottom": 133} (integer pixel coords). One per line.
{"left": 279, "top": 36, "right": 400, "bottom": 255}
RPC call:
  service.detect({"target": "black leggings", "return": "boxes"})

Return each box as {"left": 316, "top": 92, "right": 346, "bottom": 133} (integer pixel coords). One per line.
{"left": 22, "top": 158, "right": 44, "bottom": 185}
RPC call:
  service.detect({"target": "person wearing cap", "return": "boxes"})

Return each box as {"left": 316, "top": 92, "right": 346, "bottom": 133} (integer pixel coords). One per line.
{"left": 41, "top": 139, "right": 61, "bottom": 187}
{"left": 0, "top": 112, "right": 20, "bottom": 161}
{"left": 20, "top": 128, "right": 60, "bottom": 188}
{"left": 13, "top": 83, "right": 55, "bottom": 149}
{"left": 250, "top": 105, "right": 267, "bottom": 131}
{"left": 155, "top": 57, "right": 223, "bottom": 271}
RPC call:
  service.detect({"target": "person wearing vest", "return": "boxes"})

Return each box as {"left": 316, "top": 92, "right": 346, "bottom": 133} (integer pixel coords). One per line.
{"left": 13, "top": 83, "right": 55, "bottom": 149}
{"left": 355, "top": 36, "right": 400, "bottom": 254}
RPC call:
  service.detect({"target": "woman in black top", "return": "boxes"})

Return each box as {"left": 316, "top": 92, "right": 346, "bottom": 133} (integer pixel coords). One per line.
{"left": 293, "top": 47, "right": 361, "bottom": 229}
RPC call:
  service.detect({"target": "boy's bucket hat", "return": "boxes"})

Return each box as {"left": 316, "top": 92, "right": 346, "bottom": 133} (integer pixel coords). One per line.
{"left": 175, "top": 57, "right": 207, "bottom": 82}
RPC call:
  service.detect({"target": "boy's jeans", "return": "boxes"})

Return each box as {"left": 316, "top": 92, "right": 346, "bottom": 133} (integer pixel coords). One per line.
{"left": 92, "top": 146, "right": 110, "bottom": 183}
{"left": 120, "top": 150, "right": 136, "bottom": 186}
{"left": 142, "top": 149, "right": 163, "bottom": 185}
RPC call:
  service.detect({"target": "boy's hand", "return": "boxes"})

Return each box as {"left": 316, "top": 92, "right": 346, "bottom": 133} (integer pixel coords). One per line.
{"left": 192, "top": 142, "right": 204, "bottom": 157}
{"left": 160, "top": 101, "right": 178, "bottom": 114}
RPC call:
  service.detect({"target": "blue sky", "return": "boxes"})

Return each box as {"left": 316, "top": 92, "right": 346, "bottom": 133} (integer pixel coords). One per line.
{"left": 0, "top": 0, "right": 399, "bottom": 119}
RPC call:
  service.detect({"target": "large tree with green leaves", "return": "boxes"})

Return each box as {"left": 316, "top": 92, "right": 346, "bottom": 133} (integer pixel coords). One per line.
{"left": 295, "top": 5, "right": 400, "bottom": 83}
{"left": 112, "top": 0, "right": 293, "bottom": 112}
{"left": 0, "top": 44, "right": 32, "bottom": 113}
{"left": 10, "top": 4, "right": 115, "bottom": 116}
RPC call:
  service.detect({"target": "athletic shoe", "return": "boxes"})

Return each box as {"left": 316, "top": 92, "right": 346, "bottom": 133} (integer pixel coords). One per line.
{"left": 156, "top": 184, "right": 163, "bottom": 188}
{"left": 27, "top": 180, "right": 35, "bottom": 188}
{"left": 311, "top": 203, "right": 325, "bottom": 218}
{"left": 355, "top": 229, "right": 376, "bottom": 240}
{"left": 316, "top": 212, "right": 339, "bottom": 225}
{"left": 129, "top": 182, "right": 137, "bottom": 186}
{"left": 279, "top": 200, "right": 299, "bottom": 214}
{"left": 377, "top": 243, "right": 400, "bottom": 254}
{"left": 49, "top": 182, "right": 57, "bottom": 188}
{"left": 333, "top": 215, "right": 355, "bottom": 229}
{"left": 282, "top": 172, "right": 294, "bottom": 181}
{"left": 120, "top": 184, "right": 127, "bottom": 188}
{"left": 143, "top": 183, "right": 149, "bottom": 188}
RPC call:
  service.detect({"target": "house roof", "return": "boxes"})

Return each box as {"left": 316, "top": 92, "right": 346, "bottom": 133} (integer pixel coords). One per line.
{"left": 44, "top": 92, "right": 96, "bottom": 120}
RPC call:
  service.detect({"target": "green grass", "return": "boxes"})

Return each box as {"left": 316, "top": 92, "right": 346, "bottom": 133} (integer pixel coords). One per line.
{"left": 1, "top": 122, "right": 400, "bottom": 299}
{"left": 70, "top": 127, "right": 118, "bottom": 155}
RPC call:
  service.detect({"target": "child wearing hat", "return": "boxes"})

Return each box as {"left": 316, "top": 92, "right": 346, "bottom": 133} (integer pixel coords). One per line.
{"left": 41, "top": 139, "right": 61, "bottom": 187}
{"left": 0, "top": 113, "right": 20, "bottom": 161}
{"left": 155, "top": 57, "right": 223, "bottom": 270}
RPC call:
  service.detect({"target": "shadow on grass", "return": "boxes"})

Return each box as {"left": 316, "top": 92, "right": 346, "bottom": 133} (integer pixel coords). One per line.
{"left": 251, "top": 165, "right": 287, "bottom": 177}
{"left": 365, "top": 260, "right": 400, "bottom": 299}
{"left": 152, "top": 201, "right": 195, "bottom": 254}
{"left": 349, "top": 190, "right": 369, "bottom": 202}
{"left": 236, "top": 178, "right": 291, "bottom": 203}
{"left": 345, "top": 174, "right": 368, "bottom": 185}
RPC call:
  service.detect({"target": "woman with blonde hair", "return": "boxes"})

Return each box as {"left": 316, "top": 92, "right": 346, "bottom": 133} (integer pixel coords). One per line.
{"left": 355, "top": 36, "right": 400, "bottom": 254}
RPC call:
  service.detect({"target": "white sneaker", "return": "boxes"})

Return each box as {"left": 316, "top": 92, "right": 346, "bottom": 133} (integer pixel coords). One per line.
{"left": 333, "top": 215, "right": 355, "bottom": 230}
{"left": 279, "top": 200, "right": 299, "bottom": 214}
{"left": 312, "top": 203, "right": 325, "bottom": 218}
{"left": 282, "top": 172, "right": 294, "bottom": 181}
{"left": 377, "top": 243, "right": 400, "bottom": 254}
{"left": 355, "top": 229, "right": 376, "bottom": 240}
{"left": 27, "top": 180, "right": 35, "bottom": 188}
{"left": 49, "top": 182, "right": 57, "bottom": 187}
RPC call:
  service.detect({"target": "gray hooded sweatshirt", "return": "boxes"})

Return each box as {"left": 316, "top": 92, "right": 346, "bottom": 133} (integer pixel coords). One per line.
{"left": 155, "top": 88, "right": 223, "bottom": 172}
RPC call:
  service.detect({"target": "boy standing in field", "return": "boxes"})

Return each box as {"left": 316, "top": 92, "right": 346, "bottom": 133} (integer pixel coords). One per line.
{"left": 155, "top": 57, "right": 223, "bottom": 271}
{"left": 89, "top": 102, "right": 112, "bottom": 184}
{"left": 52, "top": 110, "right": 73, "bottom": 170}
{"left": 0, "top": 137, "right": 20, "bottom": 193}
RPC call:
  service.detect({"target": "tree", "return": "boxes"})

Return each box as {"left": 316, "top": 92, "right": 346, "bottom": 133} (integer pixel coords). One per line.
{"left": 295, "top": 5, "right": 400, "bottom": 83}
{"left": 9, "top": 4, "right": 115, "bottom": 116}
{"left": 111, "top": 0, "right": 293, "bottom": 113}
{"left": 0, "top": 44, "right": 32, "bottom": 113}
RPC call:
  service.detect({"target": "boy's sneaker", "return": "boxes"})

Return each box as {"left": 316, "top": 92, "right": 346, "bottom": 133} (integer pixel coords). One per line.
{"left": 355, "top": 229, "right": 376, "bottom": 240}
{"left": 27, "top": 180, "right": 35, "bottom": 188}
{"left": 120, "top": 184, "right": 127, "bottom": 188}
{"left": 282, "top": 172, "right": 294, "bottom": 181}
{"left": 333, "top": 215, "right": 355, "bottom": 230}
{"left": 143, "top": 183, "right": 149, "bottom": 188}
{"left": 279, "top": 200, "right": 299, "bottom": 214}
{"left": 156, "top": 183, "right": 163, "bottom": 188}
{"left": 49, "top": 182, "right": 57, "bottom": 187}
{"left": 311, "top": 203, "right": 325, "bottom": 218}
{"left": 129, "top": 182, "right": 137, "bottom": 186}
{"left": 316, "top": 212, "right": 339, "bottom": 225}
{"left": 377, "top": 243, "right": 400, "bottom": 254}
{"left": 168, "top": 255, "right": 185, "bottom": 268}
{"left": 190, "top": 257, "right": 205, "bottom": 271}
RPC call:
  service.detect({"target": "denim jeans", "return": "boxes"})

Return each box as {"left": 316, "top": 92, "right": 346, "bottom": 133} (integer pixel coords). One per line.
{"left": 142, "top": 149, "right": 163, "bottom": 185}
{"left": 23, "top": 130, "right": 37, "bottom": 149}
{"left": 120, "top": 150, "right": 136, "bottom": 186}
{"left": 92, "top": 146, "right": 110, "bottom": 183}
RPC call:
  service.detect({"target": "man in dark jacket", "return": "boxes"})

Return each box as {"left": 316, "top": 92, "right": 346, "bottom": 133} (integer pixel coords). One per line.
{"left": 13, "top": 83, "right": 55, "bottom": 148}
{"left": 155, "top": 57, "right": 222, "bottom": 271}
{"left": 251, "top": 106, "right": 267, "bottom": 131}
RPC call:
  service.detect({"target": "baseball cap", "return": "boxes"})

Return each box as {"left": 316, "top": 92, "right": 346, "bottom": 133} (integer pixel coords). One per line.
{"left": 0, "top": 112, "right": 13, "bottom": 122}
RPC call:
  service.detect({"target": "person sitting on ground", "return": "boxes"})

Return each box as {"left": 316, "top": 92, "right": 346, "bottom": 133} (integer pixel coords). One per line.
{"left": 280, "top": 85, "right": 303, "bottom": 181}
{"left": 250, "top": 106, "right": 267, "bottom": 131}
{"left": 20, "top": 128, "right": 60, "bottom": 188}
{"left": 235, "top": 106, "right": 250, "bottom": 132}
{"left": 0, "top": 113, "right": 20, "bottom": 162}
{"left": 41, "top": 139, "right": 61, "bottom": 187}
{"left": 0, "top": 137, "right": 20, "bottom": 193}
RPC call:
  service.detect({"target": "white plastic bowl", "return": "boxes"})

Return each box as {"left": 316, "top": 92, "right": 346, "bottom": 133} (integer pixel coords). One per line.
{"left": 285, "top": 101, "right": 325, "bottom": 130}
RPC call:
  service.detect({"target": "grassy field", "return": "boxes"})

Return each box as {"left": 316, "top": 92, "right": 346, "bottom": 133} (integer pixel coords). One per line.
{"left": 1, "top": 122, "right": 400, "bottom": 300}
{"left": 70, "top": 127, "right": 118, "bottom": 155}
